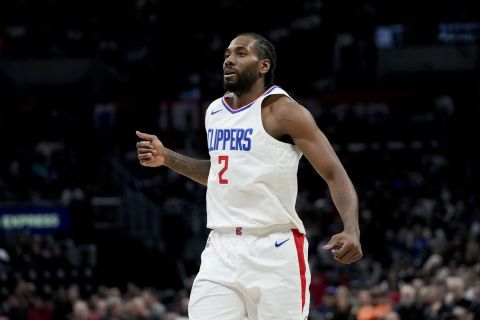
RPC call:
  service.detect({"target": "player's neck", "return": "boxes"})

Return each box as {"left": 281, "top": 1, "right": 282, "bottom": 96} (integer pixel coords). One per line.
{"left": 230, "top": 81, "right": 267, "bottom": 109}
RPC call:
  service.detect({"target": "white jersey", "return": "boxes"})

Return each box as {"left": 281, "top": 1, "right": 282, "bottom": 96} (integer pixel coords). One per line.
{"left": 205, "top": 85, "right": 306, "bottom": 234}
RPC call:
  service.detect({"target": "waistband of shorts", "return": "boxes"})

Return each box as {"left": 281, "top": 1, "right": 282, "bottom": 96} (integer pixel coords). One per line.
{"left": 212, "top": 224, "right": 298, "bottom": 236}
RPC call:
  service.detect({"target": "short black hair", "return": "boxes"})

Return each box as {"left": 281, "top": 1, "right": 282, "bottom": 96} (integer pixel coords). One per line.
{"left": 237, "top": 32, "right": 277, "bottom": 88}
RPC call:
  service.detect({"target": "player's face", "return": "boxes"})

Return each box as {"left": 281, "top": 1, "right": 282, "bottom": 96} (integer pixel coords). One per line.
{"left": 223, "top": 36, "right": 261, "bottom": 93}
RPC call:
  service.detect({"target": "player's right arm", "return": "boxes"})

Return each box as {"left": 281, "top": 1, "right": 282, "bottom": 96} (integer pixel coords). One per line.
{"left": 136, "top": 131, "right": 210, "bottom": 186}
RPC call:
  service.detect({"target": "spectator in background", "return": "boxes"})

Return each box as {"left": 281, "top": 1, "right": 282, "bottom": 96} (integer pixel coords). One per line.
{"left": 383, "top": 312, "right": 400, "bottom": 320}
{"left": 353, "top": 289, "right": 371, "bottom": 319}
{"left": 162, "top": 312, "right": 181, "bottom": 320}
{"left": 3, "top": 295, "right": 28, "bottom": 320}
{"left": 356, "top": 288, "right": 391, "bottom": 320}
{"left": 310, "top": 271, "right": 328, "bottom": 309}
{"left": 422, "top": 284, "right": 452, "bottom": 320}
{"left": 331, "top": 286, "right": 354, "bottom": 320}
{"left": 52, "top": 287, "right": 73, "bottom": 320}
{"left": 445, "top": 276, "right": 471, "bottom": 310}
{"left": 126, "top": 297, "right": 150, "bottom": 320}
{"left": 395, "top": 284, "right": 422, "bottom": 320}
{"left": 27, "top": 296, "right": 52, "bottom": 320}
{"left": 72, "top": 300, "right": 90, "bottom": 320}
{"left": 104, "top": 297, "right": 124, "bottom": 320}
{"left": 451, "top": 306, "right": 470, "bottom": 320}
{"left": 141, "top": 289, "right": 166, "bottom": 320}
{"left": 88, "top": 295, "right": 107, "bottom": 320}
{"left": 315, "top": 286, "right": 336, "bottom": 319}
{"left": 67, "top": 285, "right": 82, "bottom": 308}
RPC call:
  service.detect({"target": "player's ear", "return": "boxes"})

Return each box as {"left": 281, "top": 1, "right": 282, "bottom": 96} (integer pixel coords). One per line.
{"left": 258, "top": 59, "right": 271, "bottom": 76}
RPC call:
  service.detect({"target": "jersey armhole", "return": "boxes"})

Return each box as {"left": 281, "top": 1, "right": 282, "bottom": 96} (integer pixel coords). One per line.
{"left": 258, "top": 94, "right": 302, "bottom": 153}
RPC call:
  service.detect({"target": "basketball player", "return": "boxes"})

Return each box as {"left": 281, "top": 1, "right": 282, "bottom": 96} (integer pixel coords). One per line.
{"left": 136, "top": 33, "right": 362, "bottom": 320}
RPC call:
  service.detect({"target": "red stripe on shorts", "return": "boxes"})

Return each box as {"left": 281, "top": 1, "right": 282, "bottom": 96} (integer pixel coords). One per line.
{"left": 292, "top": 229, "right": 306, "bottom": 312}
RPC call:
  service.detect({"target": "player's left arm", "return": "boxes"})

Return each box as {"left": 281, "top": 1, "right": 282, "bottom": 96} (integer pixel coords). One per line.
{"left": 272, "top": 98, "right": 363, "bottom": 264}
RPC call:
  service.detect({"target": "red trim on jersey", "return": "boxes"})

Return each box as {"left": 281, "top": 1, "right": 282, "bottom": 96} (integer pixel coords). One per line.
{"left": 221, "top": 85, "right": 278, "bottom": 113}
{"left": 292, "top": 229, "right": 307, "bottom": 312}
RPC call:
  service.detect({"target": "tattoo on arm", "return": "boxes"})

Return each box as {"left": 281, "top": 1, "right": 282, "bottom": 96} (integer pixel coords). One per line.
{"left": 164, "top": 149, "right": 211, "bottom": 186}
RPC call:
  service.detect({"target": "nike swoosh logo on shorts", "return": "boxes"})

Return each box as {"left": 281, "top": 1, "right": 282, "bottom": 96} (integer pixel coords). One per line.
{"left": 211, "top": 109, "right": 223, "bottom": 115}
{"left": 275, "top": 238, "right": 290, "bottom": 247}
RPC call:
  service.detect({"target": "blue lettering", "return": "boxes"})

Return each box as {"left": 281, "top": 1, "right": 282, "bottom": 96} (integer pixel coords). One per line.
{"left": 208, "top": 128, "right": 253, "bottom": 151}
{"left": 230, "top": 129, "right": 237, "bottom": 150}
{"left": 208, "top": 129, "right": 214, "bottom": 151}
{"left": 236, "top": 129, "right": 244, "bottom": 151}
{"left": 223, "top": 129, "right": 231, "bottom": 150}
{"left": 216, "top": 130, "right": 223, "bottom": 150}
{"left": 242, "top": 128, "right": 253, "bottom": 151}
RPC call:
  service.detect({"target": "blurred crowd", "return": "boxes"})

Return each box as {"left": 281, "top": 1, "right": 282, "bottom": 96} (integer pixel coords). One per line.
{"left": 0, "top": 280, "right": 191, "bottom": 320}
{"left": 1, "top": 232, "right": 480, "bottom": 319}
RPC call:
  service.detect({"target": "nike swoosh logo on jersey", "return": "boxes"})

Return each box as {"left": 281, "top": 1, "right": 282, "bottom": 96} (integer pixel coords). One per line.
{"left": 211, "top": 109, "right": 223, "bottom": 115}
{"left": 275, "top": 238, "right": 290, "bottom": 247}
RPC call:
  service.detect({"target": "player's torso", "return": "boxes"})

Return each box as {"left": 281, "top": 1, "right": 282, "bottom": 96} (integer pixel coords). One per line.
{"left": 204, "top": 85, "right": 305, "bottom": 232}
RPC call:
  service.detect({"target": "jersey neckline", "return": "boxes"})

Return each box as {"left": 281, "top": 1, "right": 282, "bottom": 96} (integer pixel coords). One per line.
{"left": 221, "top": 85, "right": 279, "bottom": 114}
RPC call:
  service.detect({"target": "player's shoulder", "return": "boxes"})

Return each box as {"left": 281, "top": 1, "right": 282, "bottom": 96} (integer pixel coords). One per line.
{"left": 266, "top": 95, "right": 310, "bottom": 122}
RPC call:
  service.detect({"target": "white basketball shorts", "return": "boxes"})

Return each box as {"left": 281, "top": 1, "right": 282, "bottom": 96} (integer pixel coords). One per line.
{"left": 188, "top": 228, "right": 310, "bottom": 320}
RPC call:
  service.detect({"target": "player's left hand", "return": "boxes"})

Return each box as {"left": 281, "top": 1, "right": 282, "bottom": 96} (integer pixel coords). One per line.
{"left": 323, "top": 231, "right": 362, "bottom": 264}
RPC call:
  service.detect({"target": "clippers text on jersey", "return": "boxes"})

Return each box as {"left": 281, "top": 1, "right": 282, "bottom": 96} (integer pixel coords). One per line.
{"left": 207, "top": 128, "right": 253, "bottom": 151}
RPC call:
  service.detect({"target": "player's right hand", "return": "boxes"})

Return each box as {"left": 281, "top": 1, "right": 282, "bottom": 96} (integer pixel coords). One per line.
{"left": 136, "top": 131, "right": 166, "bottom": 167}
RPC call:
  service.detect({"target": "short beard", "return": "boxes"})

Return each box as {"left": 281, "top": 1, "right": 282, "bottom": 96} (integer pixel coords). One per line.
{"left": 223, "top": 67, "right": 258, "bottom": 94}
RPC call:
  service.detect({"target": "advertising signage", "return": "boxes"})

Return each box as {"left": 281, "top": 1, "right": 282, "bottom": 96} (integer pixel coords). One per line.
{"left": 0, "top": 207, "right": 70, "bottom": 233}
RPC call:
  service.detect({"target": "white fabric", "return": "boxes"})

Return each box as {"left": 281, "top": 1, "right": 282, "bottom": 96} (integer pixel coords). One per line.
{"left": 188, "top": 230, "right": 310, "bottom": 320}
{"left": 205, "top": 85, "right": 306, "bottom": 234}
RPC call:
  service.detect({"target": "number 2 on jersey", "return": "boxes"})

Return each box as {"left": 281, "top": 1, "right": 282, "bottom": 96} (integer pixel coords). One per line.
{"left": 218, "top": 155, "right": 229, "bottom": 184}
